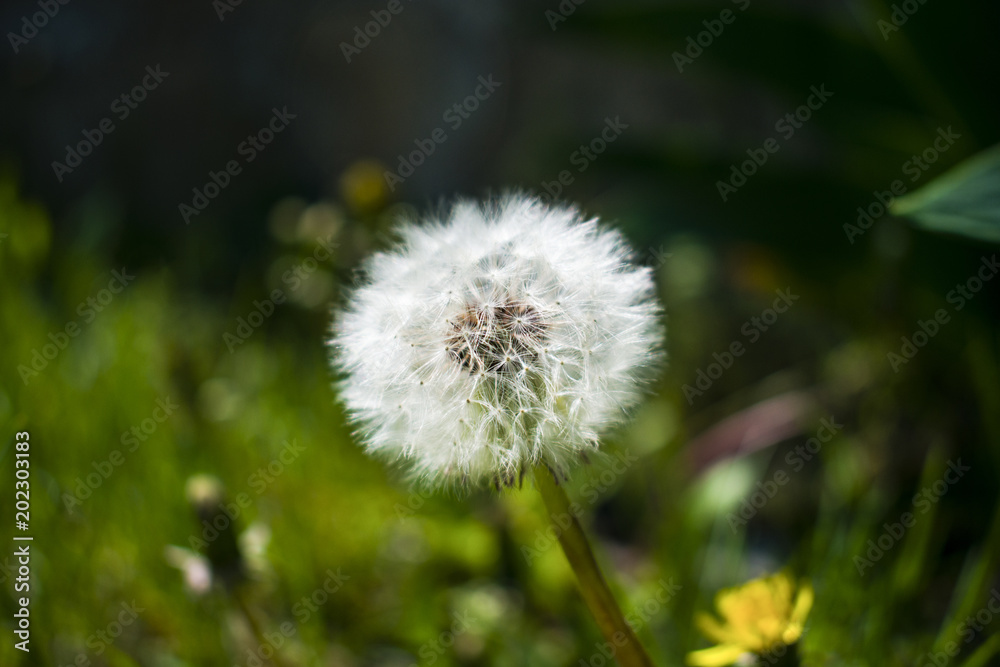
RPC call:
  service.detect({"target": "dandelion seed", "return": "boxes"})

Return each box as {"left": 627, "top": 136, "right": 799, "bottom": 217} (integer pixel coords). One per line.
{"left": 329, "top": 194, "right": 663, "bottom": 489}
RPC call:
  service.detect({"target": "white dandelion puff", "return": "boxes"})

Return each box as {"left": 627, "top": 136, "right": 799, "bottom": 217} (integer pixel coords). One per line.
{"left": 329, "top": 194, "right": 664, "bottom": 489}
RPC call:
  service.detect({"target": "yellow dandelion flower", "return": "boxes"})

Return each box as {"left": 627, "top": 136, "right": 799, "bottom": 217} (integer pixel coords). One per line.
{"left": 687, "top": 571, "right": 813, "bottom": 667}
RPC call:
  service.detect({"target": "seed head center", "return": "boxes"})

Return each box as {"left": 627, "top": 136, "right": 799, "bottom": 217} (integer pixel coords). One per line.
{"left": 447, "top": 301, "right": 546, "bottom": 374}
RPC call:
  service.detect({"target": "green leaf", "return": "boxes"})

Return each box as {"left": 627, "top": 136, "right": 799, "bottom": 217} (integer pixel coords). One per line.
{"left": 891, "top": 143, "right": 1000, "bottom": 243}
{"left": 960, "top": 633, "right": 1000, "bottom": 667}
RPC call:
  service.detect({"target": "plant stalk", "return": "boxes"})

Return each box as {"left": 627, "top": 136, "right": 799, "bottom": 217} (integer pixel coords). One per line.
{"left": 533, "top": 463, "right": 656, "bottom": 667}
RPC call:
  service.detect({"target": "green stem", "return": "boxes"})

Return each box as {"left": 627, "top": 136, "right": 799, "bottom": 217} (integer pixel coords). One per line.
{"left": 533, "top": 463, "right": 656, "bottom": 667}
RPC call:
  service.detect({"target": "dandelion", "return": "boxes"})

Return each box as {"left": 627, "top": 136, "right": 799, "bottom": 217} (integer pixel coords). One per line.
{"left": 330, "top": 193, "right": 663, "bottom": 490}
{"left": 687, "top": 572, "right": 814, "bottom": 667}
{"left": 330, "top": 193, "right": 664, "bottom": 666}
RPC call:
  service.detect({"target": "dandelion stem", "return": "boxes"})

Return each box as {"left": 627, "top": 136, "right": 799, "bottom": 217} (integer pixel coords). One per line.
{"left": 533, "top": 463, "right": 656, "bottom": 667}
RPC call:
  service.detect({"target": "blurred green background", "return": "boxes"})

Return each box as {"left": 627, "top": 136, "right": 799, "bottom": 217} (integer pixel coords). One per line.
{"left": 2, "top": 0, "right": 1000, "bottom": 665}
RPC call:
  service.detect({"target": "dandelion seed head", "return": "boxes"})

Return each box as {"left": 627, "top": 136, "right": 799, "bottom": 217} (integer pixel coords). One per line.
{"left": 329, "top": 194, "right": 664, "bottom": 489}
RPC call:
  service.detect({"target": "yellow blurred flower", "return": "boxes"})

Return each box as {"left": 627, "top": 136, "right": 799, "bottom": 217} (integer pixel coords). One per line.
{"left": 687, "top": 571, "right": 813, "bottom": 667}
{"left": 338, "top": 159, "right": 389, "bottom": 214}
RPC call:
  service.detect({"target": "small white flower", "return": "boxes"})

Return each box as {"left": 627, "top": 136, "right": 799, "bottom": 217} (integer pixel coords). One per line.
{"left": 329, "top": 194, "right": 663, "bottom": 489}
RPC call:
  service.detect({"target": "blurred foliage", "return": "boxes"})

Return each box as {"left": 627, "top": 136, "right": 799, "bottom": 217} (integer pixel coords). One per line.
{"left": 1, "top": 0, "right": 1000, "bottom": 666}
{"left": 893, "top": 144, "right": 1000, "bottom": 244}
